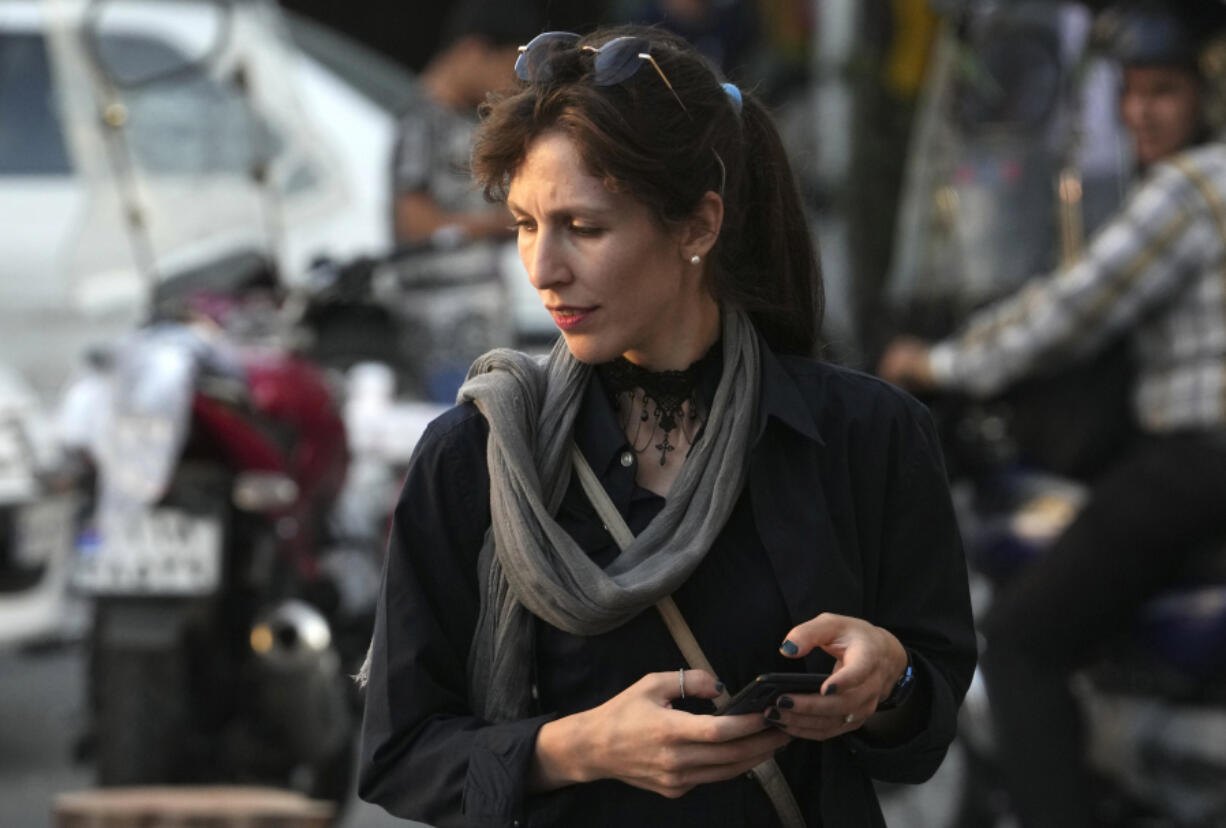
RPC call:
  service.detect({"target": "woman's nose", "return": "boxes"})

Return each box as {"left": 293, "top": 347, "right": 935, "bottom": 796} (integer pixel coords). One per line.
{"left": 525, "top": 233, "right": 570, "bottom": 291}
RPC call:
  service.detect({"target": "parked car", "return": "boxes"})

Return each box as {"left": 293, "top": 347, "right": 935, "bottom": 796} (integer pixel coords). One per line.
{"left": 0, "top": 365, "right": 83, "bottom": 651}
{"left": 0, "top": 0, "right": 412, "bottom": 405}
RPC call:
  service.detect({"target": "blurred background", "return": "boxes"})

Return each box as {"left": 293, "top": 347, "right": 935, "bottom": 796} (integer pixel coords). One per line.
{"left": 2, "top": 0, "right": 1225, "bottom": 826}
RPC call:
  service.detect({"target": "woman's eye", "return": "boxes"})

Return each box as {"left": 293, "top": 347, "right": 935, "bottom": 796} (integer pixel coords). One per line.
{"left": 570, "top": 224, "right": 603, "bottom": 237}
{"left": 511, "top": 219, "right": 536, "bottom": 233}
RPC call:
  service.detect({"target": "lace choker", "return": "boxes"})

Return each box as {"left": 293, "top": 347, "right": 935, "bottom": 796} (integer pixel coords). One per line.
{"left": 597, "top": 347, "right": 718, "bottom": 466}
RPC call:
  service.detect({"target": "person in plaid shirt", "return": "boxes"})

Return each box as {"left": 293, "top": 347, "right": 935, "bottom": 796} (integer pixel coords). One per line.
{"left": 880, "top": 3, "right": 1226, "bottom": 826}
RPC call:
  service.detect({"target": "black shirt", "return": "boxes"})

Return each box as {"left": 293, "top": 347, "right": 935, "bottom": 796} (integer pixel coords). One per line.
{"left": 358, "top": 338, "right": 977, "bottom": 828}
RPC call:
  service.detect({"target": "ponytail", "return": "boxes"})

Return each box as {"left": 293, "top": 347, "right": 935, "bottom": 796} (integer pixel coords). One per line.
{"left": 713, "top": 93, "right": 824, "bottom": 357}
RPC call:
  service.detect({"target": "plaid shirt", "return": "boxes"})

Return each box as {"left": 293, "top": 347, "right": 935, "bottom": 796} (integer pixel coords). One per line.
{"left": 930, "top": 143, "right": 1226, "bottom": 434}
{"left": 391, "top": 101, "right": 488, "bottom": 215}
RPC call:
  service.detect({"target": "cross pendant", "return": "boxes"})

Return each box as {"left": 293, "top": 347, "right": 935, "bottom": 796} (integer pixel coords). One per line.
{"left": 655, "top": 434, "right": 675, "bottom": 466}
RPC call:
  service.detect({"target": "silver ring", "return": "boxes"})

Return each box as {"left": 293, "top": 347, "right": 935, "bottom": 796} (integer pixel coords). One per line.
{"left": 679, "top": 669, "right": 686, "bottom": 699}
{"left": 843, "top": 712, "right": 855, "bottom": 725}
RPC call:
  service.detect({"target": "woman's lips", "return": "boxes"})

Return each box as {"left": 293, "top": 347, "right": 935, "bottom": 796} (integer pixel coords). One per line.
{"left": 549, "top": 306, "right": 597, "bottom": 331}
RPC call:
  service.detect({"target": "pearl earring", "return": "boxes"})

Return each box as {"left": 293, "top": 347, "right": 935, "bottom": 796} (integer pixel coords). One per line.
{"left": 690, "top": 254, "right": 701, "bottom": 265}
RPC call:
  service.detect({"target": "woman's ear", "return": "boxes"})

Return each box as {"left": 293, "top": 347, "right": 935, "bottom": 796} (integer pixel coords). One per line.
{"left": 681, "top": 191, "right": 724, "bottom": 262}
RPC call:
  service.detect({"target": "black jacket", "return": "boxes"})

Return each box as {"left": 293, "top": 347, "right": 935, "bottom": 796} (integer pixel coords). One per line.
{"left": 358, "top": 341, "right": 976, "bottom": 827}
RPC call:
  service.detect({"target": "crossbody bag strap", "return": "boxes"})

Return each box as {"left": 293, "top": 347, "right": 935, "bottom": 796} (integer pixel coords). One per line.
{"left": 569, "top": 443, "right": 807, "bottom": 828}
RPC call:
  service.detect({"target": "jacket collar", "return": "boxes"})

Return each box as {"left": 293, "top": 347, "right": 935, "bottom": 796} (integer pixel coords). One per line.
{"left": 575, "top": 368, "right": 630, "bottom": 478}
{"left": 754, "top": 336, "right": 825, "bottom": 448}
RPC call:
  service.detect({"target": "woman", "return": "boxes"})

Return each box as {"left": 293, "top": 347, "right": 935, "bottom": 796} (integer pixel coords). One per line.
{"left": 359, "top": 26, "right": 975, "bottom": 827}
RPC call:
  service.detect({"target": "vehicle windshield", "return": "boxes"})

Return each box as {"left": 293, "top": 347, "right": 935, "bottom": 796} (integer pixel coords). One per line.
{"left": 954, "top": 27, "right": 1062, "bottom": 135}
{"left": 0, "top": 33, "right": 72, "bottom": 175}
{"left": 97, "top": 32, "right": 281, "bottom": 176}
{"left": 886, "top": 7, "right": 1129, "bottom": 326}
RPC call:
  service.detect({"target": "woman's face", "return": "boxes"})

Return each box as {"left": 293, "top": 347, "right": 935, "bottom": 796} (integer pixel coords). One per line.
{"left": 1121, "top": 65, "right": 1202, "bottom": 167}
{"left": 506, "top": 131, "right": 720, "bottom": 369}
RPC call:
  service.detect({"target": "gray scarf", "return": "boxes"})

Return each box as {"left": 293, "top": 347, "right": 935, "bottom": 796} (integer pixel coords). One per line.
{"left": 462, "top": 309, "right": 761, "bottom": 721}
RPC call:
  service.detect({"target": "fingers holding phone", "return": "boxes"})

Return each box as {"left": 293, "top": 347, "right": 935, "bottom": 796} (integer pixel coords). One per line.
{"left": 759, "top": 683, "right": 877, "bottom": 741}
{"left": 532, "top": 669, "right": 791, "bottom": 797}
{"left": 769, "top": 612, "right": 910, "bottom": 739}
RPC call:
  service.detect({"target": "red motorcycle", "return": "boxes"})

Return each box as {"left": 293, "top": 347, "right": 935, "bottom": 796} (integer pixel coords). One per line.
{"left": 65, "top": 269, "right": 368, "bottom": 803}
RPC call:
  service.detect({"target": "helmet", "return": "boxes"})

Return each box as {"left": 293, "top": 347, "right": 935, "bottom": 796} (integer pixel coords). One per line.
{"left": 1096, "top": 3, "right": 1204, "bottom": 68}
{"left": 1095, "top": 1, "right": 1226, "bottom": 132}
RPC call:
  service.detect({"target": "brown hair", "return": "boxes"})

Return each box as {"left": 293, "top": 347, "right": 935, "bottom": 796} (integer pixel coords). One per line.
{"left": 471, "top": 25, "right": 824, "bottom": 356}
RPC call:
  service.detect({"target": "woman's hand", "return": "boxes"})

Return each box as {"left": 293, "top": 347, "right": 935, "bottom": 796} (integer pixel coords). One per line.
{"left": 766, "top": 613, "right": 909, "bottom": 741}
{"left": 877, "top": 337, "right": 936, "bottom": 390}
{"left": 531, "top": 669, "right": 792, "bottom": 798}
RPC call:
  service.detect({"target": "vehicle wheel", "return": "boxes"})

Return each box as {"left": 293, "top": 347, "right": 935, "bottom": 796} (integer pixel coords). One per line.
{"left": 306, "top": 734, "right": 356, "bottom": 812}
{"left": 93, "top": 633, "right": 199, "bottom": 785}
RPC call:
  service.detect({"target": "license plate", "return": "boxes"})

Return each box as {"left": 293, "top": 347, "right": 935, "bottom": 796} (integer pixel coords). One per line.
{"left": 74, "top": 507, "right": 223, "bottom": 595}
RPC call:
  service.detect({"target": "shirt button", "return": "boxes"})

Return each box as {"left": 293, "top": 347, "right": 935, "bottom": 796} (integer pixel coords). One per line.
{"left": 620, "top": 451, "right": 635, "bottom": 467}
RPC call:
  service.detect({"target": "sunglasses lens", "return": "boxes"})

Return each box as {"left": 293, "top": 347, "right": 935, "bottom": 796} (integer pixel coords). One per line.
{"left": 592, "top": 36, "right": 650, "bottom": 86}
{"left": 514, "top": 31, "right": 581, "bottom": 82}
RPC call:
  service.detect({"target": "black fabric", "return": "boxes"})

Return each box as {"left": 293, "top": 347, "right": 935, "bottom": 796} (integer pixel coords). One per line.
{"left": 980, "top": 431, "right": 1226, "bottom": 828}
{"left": 998, "top": 340, "right": 1138, "bottom": 481}
{"left": 358, "top": 340, "right": 977, "bottom": 828}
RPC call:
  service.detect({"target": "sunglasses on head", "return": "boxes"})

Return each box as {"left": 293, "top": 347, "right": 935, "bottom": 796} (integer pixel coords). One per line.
{"left": 515, "top": 31, "right": 728, "bottom": 195}
{"left": 515, "top": 31, "right": 690, "bottom": 117}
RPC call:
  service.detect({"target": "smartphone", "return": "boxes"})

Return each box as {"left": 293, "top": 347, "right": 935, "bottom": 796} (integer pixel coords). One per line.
{"left": 718, "top": 672, "right": 831, "bottom": 716}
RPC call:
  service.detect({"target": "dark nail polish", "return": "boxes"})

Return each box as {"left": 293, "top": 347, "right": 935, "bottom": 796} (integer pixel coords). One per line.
{"left": 765, "top": 707, "right": 782, "bottom": 721}
{"left": 777, "top": 696, "right": 794, "bottom": 709}
{"left": 780, "top": 640, "right": 799, "bottom": 656}
{"left": 823, "top": 683, "right": 838, "bottom": 696}
{"left": 715, "top": 681, "right": 725, "bottom": 694}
